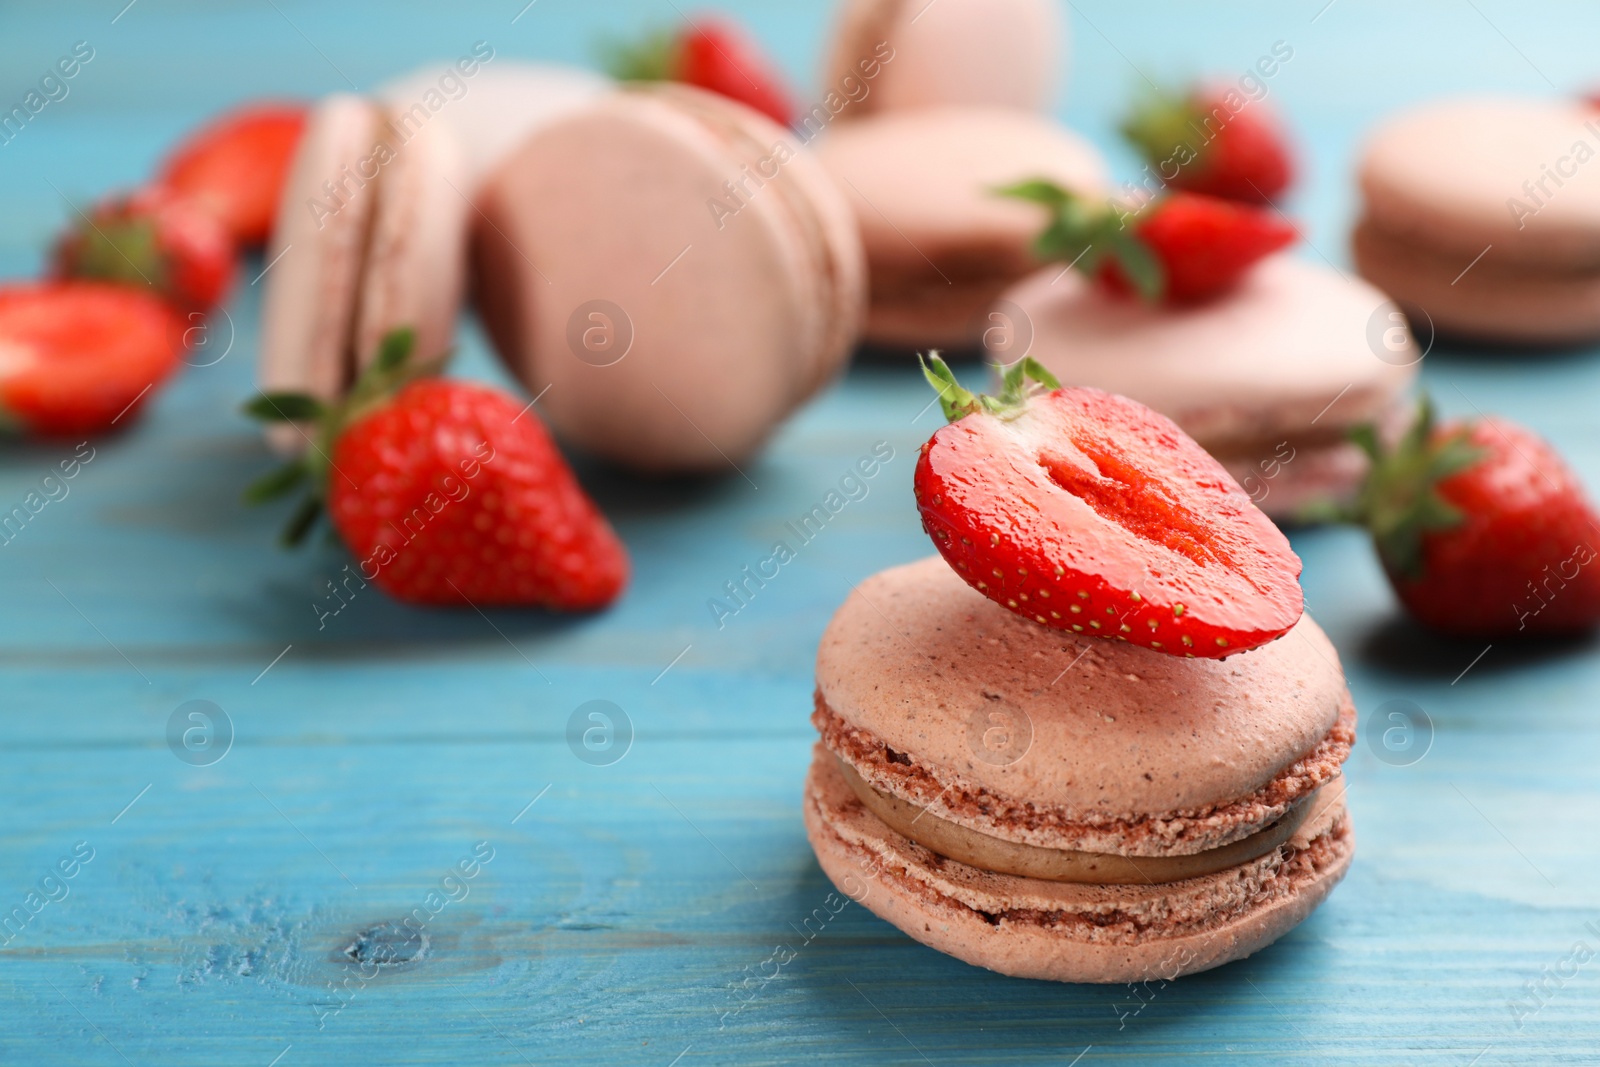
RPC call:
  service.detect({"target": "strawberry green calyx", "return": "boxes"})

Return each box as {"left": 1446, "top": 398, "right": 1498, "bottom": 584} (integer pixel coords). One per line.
{"left": 241, "top": 327, "right": 445, "bottom": 546}
{"left": 598, "top": 26, "right": 681, "bottom": 82}
{"left": 65, "top": 214, "right": 170, "bottom": 296}
{"left": 1348, "top": 395, "right": 1486, "bottom": 580}
{"left": 1121, "top": 88, "right": 1206, "bottom": 174}
{"left": 919, "top": 352, "right": 1061, "bottom": 424}
{"left": 997, "top": 179, "right": 1165, "bottom": 301}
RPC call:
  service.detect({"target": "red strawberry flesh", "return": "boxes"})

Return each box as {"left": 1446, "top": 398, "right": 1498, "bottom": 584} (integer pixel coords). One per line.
{"left": 0, "top": 282, "right": 185, "bottom": 436}
{"left": 915, "top": 385, "right": 1303, "bottom": 658}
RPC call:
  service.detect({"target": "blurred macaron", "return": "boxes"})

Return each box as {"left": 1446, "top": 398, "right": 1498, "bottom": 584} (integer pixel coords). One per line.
{"left": 816, "top": 107, "right": 1106, "bottom": 353}
{"left": 821, "top": 0, "right": 1064, "bottom": 119}
{"left": 472, "top": 84, "right": 866, "bottom": 474}
{"left": 994, "top": 255, "right": 1419, "bottom": 521}
{"left": 1354, "top": 96, "right": 1600, "bottom": 345}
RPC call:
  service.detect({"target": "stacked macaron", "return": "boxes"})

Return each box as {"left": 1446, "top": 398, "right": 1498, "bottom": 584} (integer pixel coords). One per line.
{"left": 1001, "top": 256, "right": 1418, "bottom": 520}
{"left": 1354, "top": 96, "right": 1600, "bottom": 345}
{"left": 805, "top": 361, "right": 1355, "bottom": 982}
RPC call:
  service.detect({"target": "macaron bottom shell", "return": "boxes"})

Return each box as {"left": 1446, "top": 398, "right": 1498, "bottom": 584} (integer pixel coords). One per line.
{"left": 804, "top": 750, "right": 1353, "bottom": 984}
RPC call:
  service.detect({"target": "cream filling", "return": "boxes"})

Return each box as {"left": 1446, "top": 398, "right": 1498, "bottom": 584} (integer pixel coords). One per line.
{"left": 837, "top": 757, "right": 1316, "bottom": 886}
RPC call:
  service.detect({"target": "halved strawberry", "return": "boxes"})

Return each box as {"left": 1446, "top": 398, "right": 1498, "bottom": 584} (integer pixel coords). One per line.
{"left": 0, "top": 282, "right": 187, "bottom": 436}
{"left": 1122, "top": 85, "right": 1296, "bottom": 203}
{"left": 1351, "top": 397, "right": 1600, "bottom": 637}
{"left": 159, "top": 102, "right": 308, "bottom": 247}
{"left": 602, "top": 17, "right": 795, "bottom": 126}
{"left": 1001, "top": 181, "right": 1296, "bottom": 303}
{"left": 52, "top": 186, "right": 236, "bottom": 315}
{"left": 244, "top": 330, "right": 629, "bottom": 611}
{"left": 914, "top": 355, "right": 1303, "bottom": 658}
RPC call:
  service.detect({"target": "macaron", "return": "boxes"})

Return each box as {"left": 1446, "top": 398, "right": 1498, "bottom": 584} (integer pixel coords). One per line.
{"left": 376, "top": 60, "right": 609, "bottom": 199}
{"left": 805, "top": 556, "right": 1355, "bottom": 984}
{"left": 472, "top": 84, "right": 866, "bottom": 473}
{"left": 258, "top": 93, "right": 467, "bottom": 442}
{"left": 815, "top": 107, "right": 1107, "bottom": 351}
{"left": 993, "top": 255, "right": 1418, "bottom": 520}
{"left": 1354, "top": 96, "right": 1600, "bottom": 344}
{"left": 822, "top": 0, "right": 1064, "bottom": 119}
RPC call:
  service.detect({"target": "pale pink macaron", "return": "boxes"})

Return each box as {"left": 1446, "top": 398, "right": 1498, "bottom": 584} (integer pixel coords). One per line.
{"left": 1355, "top": 96, "right": 1600, "bottom": 344}
{"left": 820, "top": 0, "right": 1064, "bottom": 120}
{"left": 805, "top": 556, "right": 1355, "bottom": 984}
{"left": 377, "top": 60, "right": 609, "bottom": 198}
{"left": 815, "top": 107, "right": 1107, "bottom": 350}
{"left": 472, "top": 84, "right": 866, "bottom": 473}
{"left": 258, "top": 93, "right": 468, "bottom": 446}
{"left": 992, "top": 255, "right": 1419, "bottom": 521}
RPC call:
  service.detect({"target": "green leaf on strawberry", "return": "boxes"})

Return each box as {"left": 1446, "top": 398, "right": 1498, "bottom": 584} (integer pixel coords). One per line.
{"left": 1349, "top": 395, "right": 1484, "bottom": 580}
{"left": 241, "top": 326, "right": 439, "bottom": 546}
{"left": 998, "top": 179, "right": 1295, "bottom": 303}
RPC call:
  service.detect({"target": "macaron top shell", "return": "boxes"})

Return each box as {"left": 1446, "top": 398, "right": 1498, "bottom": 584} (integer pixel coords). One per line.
{"left": 816, "top": 556, "right": 1346, "bottom": 823}
{"left": 816, "top": 108, "right": 1107, "bottom": 281}
{"left": 824, "top": 0, "right": 1063, "bottom": 117}
{"left": 259, "top": 94, "right": 378, "bottom": 406}
{"left": 1000, "top": 255, "right": 1417, "bottom": 448}
{"left": 377, "top": 62, "right": 609, "bottom": 198}
{"left": 1360, "top": 96, "right": 1600, "bottom": 268}
{"left": 473, "top": 85, "right": 865, "bottom": 471}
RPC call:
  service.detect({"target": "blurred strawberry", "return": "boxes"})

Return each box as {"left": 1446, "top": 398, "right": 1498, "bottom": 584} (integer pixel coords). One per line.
{"left": 53, "top": 187, "right": 236, "bottom": 315}
{"left": 602, "top": 17, "right": 795, "bottom": 126}
{"left": 159, "top": 102, "right": 308, "bottom": 247}
{"left": 0, "top": 282, "right": 186, "bottom": 436}
{"left": 1122, "top": 85, "right": 1295, "bottom": 203}
{"left": 1351, "top": 398, "right": 1600, "bottom": 637}
{"left": 1002, "top": 181, "right": 1296, "bottom": 303}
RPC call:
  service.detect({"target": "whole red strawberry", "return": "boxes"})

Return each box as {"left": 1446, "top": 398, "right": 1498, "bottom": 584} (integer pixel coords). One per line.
{"left": 159, "top": 102, "right": 308, "bottom": 247}
{"left": 244, "top": 329, "right": 628, "bottom": 610}
{"left": 1352, "top": 398, "right": 1600, "bottom": 637}
{"left": 602, "top": 17, "right": 795, "bottom": 126}
{"left": 1001, "top": 181, "right": 1295, "bottom": 303}
{"left": 0, "top": 282, "right": 187, "bottom": 436}
{"left": 1122, "top": 85, "right": 1295, "bottom": 203}
{"left": 53, "top": 187, "right": 236, "bottom": 314}
{"left": 914, "top": 355, "right": 1303, "bottom": 658}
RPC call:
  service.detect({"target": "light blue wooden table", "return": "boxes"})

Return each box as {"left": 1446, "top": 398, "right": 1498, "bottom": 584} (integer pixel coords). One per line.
{"left": 4, "top": 2, "right": 1600, "bottom": 1063}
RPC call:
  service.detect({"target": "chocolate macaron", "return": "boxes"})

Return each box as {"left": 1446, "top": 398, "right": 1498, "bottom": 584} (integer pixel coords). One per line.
{"left": 805, "top": 555, "right": 1355, "bottom": 983}
{"left": 822, "top": 0, "right": 1065, "bottom": 119}
{"left": 473, "top": 84, "right": 866, "bottom": 473}
{"left": 1354, "top": 96, "right": 1600, "bottom": 344}
{"left": 816, "top": 108, "right": 1106, "bottom": 351}
{"left": 994, "top": 255, "right": 1418, "bottom": 520}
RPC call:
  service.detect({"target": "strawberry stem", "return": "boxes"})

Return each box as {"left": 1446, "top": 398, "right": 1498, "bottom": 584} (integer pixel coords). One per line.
{"left": 919, "top": 352, "right": 1060, "bottom": 424}
{"left": 997, "top": 179, "right": 1166, "bottom": 300}
{"left": 241, "top": 326, "right": 444, "bottom": 546}
{"left": 1348, "top": 395, "right": 1485, "bottom": 579}
{"left": 598, "top": 26, "right": 681, "bottom": 82}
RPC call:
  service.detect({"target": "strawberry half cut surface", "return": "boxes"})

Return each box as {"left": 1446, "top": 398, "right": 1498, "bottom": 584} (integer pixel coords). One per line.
{"left": 914, "top": 356, "right": 1304, "bottom": 658}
